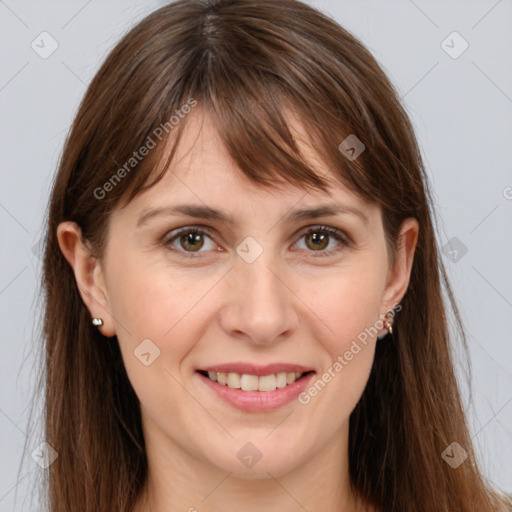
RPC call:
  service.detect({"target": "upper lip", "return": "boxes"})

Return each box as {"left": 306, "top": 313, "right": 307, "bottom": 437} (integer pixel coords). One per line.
{"left": 198, "top": 362, "right": 315, "bottom": 376}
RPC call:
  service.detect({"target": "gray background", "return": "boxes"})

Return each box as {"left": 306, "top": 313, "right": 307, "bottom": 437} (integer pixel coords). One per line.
{"left": 1, "top": 0, "right": 511, "bottom": 509}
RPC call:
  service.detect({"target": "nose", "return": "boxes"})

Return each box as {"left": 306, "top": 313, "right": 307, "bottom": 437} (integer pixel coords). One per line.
{"left": 218, "top": 254, "right": 299, "bottom": 347}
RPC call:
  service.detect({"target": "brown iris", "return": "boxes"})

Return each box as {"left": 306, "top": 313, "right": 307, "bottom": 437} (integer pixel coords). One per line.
{"left": 180, "top": 232, "right": 204, "bottom": 252}
{"left": 305, "top": 231, "right": 329, "bottom": 251}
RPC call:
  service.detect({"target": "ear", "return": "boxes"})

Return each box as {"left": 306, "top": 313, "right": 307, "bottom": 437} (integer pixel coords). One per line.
{"left": 56, "top": 221, "right": 116, "bottom": 337}
{"left": 379, "top": 217, "right": 419, "bottom": 321}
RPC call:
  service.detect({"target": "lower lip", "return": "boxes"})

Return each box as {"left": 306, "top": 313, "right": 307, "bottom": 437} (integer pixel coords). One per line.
{"left": 196, "top": 371, "right": 316, "bottom": 412}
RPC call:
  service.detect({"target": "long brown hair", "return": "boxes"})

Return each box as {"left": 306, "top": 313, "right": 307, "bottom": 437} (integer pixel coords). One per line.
{"left": 35, "top": 0, "right": 511, "bottom": 510}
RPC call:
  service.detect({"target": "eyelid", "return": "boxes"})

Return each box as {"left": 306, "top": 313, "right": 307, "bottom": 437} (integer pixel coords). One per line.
{"left": 162, "top": 224, "right": 352, "bottom": 258}
{"left": 292, "top": 224, "right": 352, "bottom": 257}
{"left": 161, "top": 225, "right": 217, "bottom": 252}
{"left": 296, "top": 224, "right": 352, "bottom": 246}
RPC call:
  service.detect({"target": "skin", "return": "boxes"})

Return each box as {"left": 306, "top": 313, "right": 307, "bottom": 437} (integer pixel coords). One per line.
{"left": 58, "top": 108, "right": 418, "bottom": 512}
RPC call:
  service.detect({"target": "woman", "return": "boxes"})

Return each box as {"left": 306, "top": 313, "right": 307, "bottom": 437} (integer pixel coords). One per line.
{"left": 39, "top": 0, "right": 511, "bottom": 510}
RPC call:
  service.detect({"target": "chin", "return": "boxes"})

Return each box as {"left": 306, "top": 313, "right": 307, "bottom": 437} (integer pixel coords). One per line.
{"left": 218, "top": 457, "right": 299, "bottom": 480}
{"left": 204, "top": 437, "right": 309, "bottom": 479}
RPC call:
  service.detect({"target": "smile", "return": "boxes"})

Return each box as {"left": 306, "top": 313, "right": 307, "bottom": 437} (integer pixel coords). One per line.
{"left": 198, "top": 370, "right": 307, "bottom": 392}
{"left": 195, "top": 364, "right": 316, "bottom": 412}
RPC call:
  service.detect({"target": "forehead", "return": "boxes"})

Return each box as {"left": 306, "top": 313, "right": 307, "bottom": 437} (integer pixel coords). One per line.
{"left": 115, "top": 106, "right": 379, "bottom": 230}
{"left": 148, "top": 107, "right": 365, "bottom": 204}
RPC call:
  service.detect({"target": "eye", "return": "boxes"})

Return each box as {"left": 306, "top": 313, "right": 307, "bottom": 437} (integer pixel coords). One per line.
{"left": 163, "top": 226, "right": 217, "bottom": 257}
{"left": 293, "top": 225, "right": 350, "bottom": 257}
{"left": 163, "top": 225, "right": 350, "bottom": 259}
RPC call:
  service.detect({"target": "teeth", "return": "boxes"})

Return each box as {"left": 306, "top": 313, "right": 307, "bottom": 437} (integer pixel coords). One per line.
{"left": 227, "top": 372, "right": 241, "bottom": 389}
{"left": 240, "top": 374, "right": 259, "bottom": 391}
{"left": 205, "top": 370, "right": 305, "bottom": 391}
{"left": 276, "top": 372, "right": 287, "bottom": 388}
{"left": 258, "top": 374, "right": 276, "bottom": 391}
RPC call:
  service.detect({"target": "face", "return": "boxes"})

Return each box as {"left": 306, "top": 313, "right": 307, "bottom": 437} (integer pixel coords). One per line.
{"left": 64, "top": 108, "right": 416, "bottom": 480}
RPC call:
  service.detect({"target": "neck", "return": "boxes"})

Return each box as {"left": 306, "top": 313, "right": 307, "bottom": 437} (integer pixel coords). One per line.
{"left": 134, "top": 420, "right": 375, "bottom": 512}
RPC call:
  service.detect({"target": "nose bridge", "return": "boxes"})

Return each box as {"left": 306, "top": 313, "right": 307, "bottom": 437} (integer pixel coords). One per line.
{"left": 243, "top": 257, "right": 284, "bottom": 311}
{"left": 220, "top": 241, "right": 297, "bottom": 344}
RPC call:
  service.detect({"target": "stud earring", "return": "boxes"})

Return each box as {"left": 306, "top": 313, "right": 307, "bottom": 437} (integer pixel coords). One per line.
{"left": 92, "top": 318, "right": 104, "bottom": 327}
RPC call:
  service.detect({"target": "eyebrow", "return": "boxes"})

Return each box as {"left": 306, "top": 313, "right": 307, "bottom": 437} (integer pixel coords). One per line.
{"left": 136, "top": 202, "right": 369, "bottom": 228}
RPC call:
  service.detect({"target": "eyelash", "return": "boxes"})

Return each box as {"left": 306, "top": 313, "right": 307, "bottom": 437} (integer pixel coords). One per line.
{"left": 162, "top": 225, "right": 351, "bottom": 259}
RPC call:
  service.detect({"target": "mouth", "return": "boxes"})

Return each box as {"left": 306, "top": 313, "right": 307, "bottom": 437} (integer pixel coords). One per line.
{"left": 194, "top": 364, "right": 316, "bottom": 412}
{"left": 196, "top": 369, "right": 315, "bottom": 392}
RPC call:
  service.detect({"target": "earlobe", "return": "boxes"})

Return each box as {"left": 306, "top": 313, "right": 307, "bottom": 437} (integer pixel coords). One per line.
{"left": 56, "top": 221, "right": 116, "bottom": 337}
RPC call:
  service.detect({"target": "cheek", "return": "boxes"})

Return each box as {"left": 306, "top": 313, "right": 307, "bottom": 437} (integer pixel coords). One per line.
{"left": 295, "top": 289, "right": 380, "bottom": 429}
{"left": 107, "top": 268, "right": 170, "bottom": 339}
{"left": 104, "top": 255, "right": 220, "bottom": 365}
{"left": 105, "top": 246, "right": 186, "bottom": 334}
{"left": 103, "top": 262, "right": 205, "bottom": 413}
{"left": 296, "top": 262, "right": 386, "bottom": 409}
{"left": 306, "top": 262, "right": 386, "bottom": 354}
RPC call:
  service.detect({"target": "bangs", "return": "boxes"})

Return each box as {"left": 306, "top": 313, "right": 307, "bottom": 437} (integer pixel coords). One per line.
{"left": 116, "top": 12, "right": 378, "bottom": 209}
{"left": 120, "top": 88, "right": 366, "bottom": 211}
